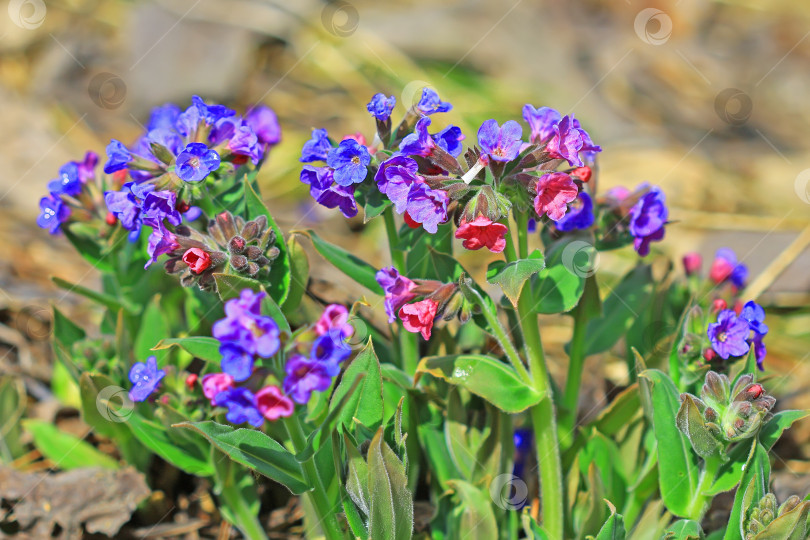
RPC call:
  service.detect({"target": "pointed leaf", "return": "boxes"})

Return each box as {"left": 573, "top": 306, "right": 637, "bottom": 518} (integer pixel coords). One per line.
{"left": 676, "top": 394, "right": 722, "bottom": 458}
{"left": 368, "top": 427, "right": 413, "bottom": 540}
{"left": 153, "top": 336, "right": 222, "bottom": 363}
{"left": 244, "top": 179, "right": 290, "bottom": 303}
{"left": 487, "top": 249, "right": 545, "bottom": 307}
{"left": 593, "top": 500, "right": 625, "bottom": 540}
{"left": 24, "top": 419, "right": 119, "bottom": 471}
{"left": 299, "top": 229, "right": 383, "bottom": 294}
{"left": 330, "top": 339, "right": 384, "bottom": 432}
{"left": 758, "top": 409, "right": 810, "bottom": 451}
{"left": 281, "top": 234, "right": 309, "bottom": 314}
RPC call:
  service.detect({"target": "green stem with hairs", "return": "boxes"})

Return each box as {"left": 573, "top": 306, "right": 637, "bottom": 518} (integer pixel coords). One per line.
{"left": 284, "top": 416, "right": 345, "bottom": 540}
{"left": 509, "top": 214, "right": 565, "bottom": 539}
{"left": 559, "top": 297, "right": 589, "bottom": 448}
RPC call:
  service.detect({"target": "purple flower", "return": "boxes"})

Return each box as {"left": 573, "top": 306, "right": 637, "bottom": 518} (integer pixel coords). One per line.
{"left": 37, "top": 195, "right": 70, "bottom": 234}
{"left": 141, "top": 189, "right": 181, "bottom": 226}
{"left": 375, "top": 266, "right": 417, "bottom": 323}
{"left": 629, "top": 186, "right": 668, "bottom": 257}
{"left": 144, "top": 218, "right": 179, "bottom": 268}
{"left": 310, "top": 329, "right": 351, "bottom": 376}
{"left": 215, "top": 387, "right": 264, "bottom": 427}
{"left": 554, "top": 192, "right": 594, "bottom": 231}
{"left": 710, "top": 248, "right": 748, "bottom": 289}
{"left": 752, "top": 333, "right": 766, "bottom": 371}
{"left": 175, "top": 143, "right": 221, "bottom": 183}
{"left": 145, "top": 127, "right": 183, "bottom": 157}
{"left": 146, "top": 103, "right": 181, "bottom": 131}
{"left": 432, "top": 125, "right": 465, "bottom": 157}
{"left": 478, "top": 119, "right": 523, "bottom": 162}
{"left": 415, "top": 88, "right": 452, "bottom": 115}
{"left": 406, "top": 184, "right": 448, "bottom": 234}
{"left": 301, "top": 128, "right": 332, "bottom": 163}
{"left": 326, "top": 139, "right": 371, "bottom": 186}
{"left": 245, "top": 105, "right": 281, "bottom": 147}
{"left": 545, "top": 115, "right": 601, "bottom": 167}
{"left": 191, "top": 95, "right": 235, "bottom": 124}
{"left": 707, "top": 309, "right": 751, "bottom": 360}
{"left": 103, "top": 139, "right": 132, "bottom": 174}
{"left": 47, "top": 162, "right": 82, "bottom": 197}
{"left": 740, "top": 301, "right": 769, "bottom": 336}
{"left": 300, "top": 166, "right": 358, "bottom": 218}
{"left": 227, "top": 125, "right": 262, "bottom": 164}
{"left": 105, "top": 182, "right": 143, "bottom": 240}
{"left": 128, "top": 356, "right": 166, "bottom": 402}
{"left": 367, "top": 93, "right": 396, "bottom": 121}
{"left": 220, "top": 343, "right": 255, "bottom": 382}
{"left": 522, "top": 105, "right": 561, "bottom": 143}
{"left": 283, "top": 355, "right": 332, "bottom": 404}
{"left": 375, "top": 156, "right": 422, "bottom": 213}
{"left": 399, "top": 117, "right": 436, "bottom": 157}
{"left": 213, "top": 289, "right": 281, "bottom": 360}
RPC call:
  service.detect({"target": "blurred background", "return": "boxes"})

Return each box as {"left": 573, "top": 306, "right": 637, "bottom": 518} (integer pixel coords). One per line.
{"left": 2, "top": 0, "right": 810, "bottom": 532}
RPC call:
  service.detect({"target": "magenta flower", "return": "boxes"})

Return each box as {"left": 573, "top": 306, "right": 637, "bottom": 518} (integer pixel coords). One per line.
{"left": 399, "top": 299, "right": 439, "bottom": 340}
{"left": 545, "top": 115, "right": 601, "bottom": 167}
{"left": 533, "top": 172, "right": 578, "bottom": 221}
{"left": 477, "top": 119, "right": 523, "bottom": 162}
{"left": 202, "top": 373, "right": 234, "bottom": 405}
{"left": 455, "top": 216, "right": 508, "bottom": 253}
{"left": 314, "top": 304, "right": 353, "bottom": 337}
{"left": 256, "top": 385, "right": 294, "bottom": 421}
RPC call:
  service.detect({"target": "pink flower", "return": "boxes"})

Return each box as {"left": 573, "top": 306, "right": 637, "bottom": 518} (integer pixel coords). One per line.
{"left": 455, "top": 216, "right": 508, "bottom": 253}
{"left": 534, "top": 172, "right": 578, "bottom": 221}
{"left": 256, "top": 385, "right": 295, "bottom": 421}
{"left": 398, "top": 299, "right": 439, "bottom": 340}
{"left": 314, "top": 304, "right": 354, "bottom": 338}
{"left": 183, "top": 247, "right": 211, "bottom": 274}
{"left": 202, "top": 373, "right": 234, "bottom": 405}
{"left": 683, "top": 252, "right": 702, "bottom": 276}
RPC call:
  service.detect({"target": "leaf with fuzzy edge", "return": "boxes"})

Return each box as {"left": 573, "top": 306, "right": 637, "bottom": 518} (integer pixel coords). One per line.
{"left": 486, "top": 250, "right": 545, "bottom": 307}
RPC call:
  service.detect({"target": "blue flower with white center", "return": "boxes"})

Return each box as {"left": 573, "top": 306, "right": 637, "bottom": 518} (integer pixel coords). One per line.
{"left": 175, "top": 143, "right": 221, "bottom": 183}
{"left": 128, "top": 356, "right": 166, "bottom": 402}
{"left": 326, "top": 139, "right": 371, "bottom": 186}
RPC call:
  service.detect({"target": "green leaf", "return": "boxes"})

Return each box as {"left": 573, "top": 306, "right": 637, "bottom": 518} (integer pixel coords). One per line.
{"left": 487, "top": 249, "right": 545, "bottom": 307}
{"left": 51, "top": 276, "right": 136, "bottom": 315}
{"left": 416, "top": 354, "right": 543, "bottom": 413}
{"left": 640, "top": 369, "right": 699, "bottom": 518}
{"left": 724, "top": 442, "right": 769, "bottom": 540}
{"left": 705, "top": 439, "right": 754, "bottom": 496}
{"left": 368, "top": 428, "right": 414, "bottom": 540}
{"left": 407, "top": 244, "right": 464, "bottom": 283}
{"left": 300, "top": 230, "right": 383, "bottom": 294}
{"left": 589, "top": 384, "right": 641, "bottom": 436}
{"left": 52, "top": 306, "right": 86, "bottom": 347}
{"left": 135, "top": 295, "right": 169, "bottom": 363}
{"left": 153, "top": 337, "right": 221, "bottom": 363}
{"left": 344, "top": 433, "right": 371, "bottom": 517}
{"left": 447, "top": 480, "right": 498, "bottom": 540}
{"left": 676, "top": 394, "right": 723, "bottom": 458}
{"left": 0, "top": 376, "right": 27, "bottom": 462}
{"left": 357, "top": 184, "right": 391, "bottom": 223}
{"left": 281, "top": 234, "right": 309, "bottom": 315}
{"left": 330, "top": 339, "right": 384, "bottom": 432}
{"left": 582, "top": 265, "right": 654, "bottom": 356}
{"left": 126, "top": 413, "right": 214, "bottom": 476}
{"left": 528, "top": 238, "right": 591, "bottom": 314}
{"left": 244, "top": 178, "right": 290, "bottom": 304}
{"left": 758, "top": 409, "right": 810, "bottom": 451}
{"left": 24, "top": 419, "right": 119, "bottom": 470}
{"left": 175, "top": 421, "right": 309, "bottom": 494}
{"left": 62, "top": 223, "right": 115, "bottom": 272}
{"left": 296, "top": 373, "right": 366, "bottom": 462}
{"left": 664, "top": 519, "right": 704, "bottom": 539}
{"left": 592, "top": 500, "right": 625, "bottom": 540}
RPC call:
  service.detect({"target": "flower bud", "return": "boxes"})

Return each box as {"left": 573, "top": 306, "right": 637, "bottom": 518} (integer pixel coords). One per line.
{"left": 245, "top": 246, "right": 263, "bottom": 261}
{"left": 265, "top": 246, "right": 280, "bottom": 262}
{"left": 230, "top": 254, "right": 248, "bottom": 271}
{"left": 182, "top": 248, "right": 211, "bottom": 274}
{"left": 245, "top": 262, "right": 260, "bottom": 277}
{"left": 176, "top": 200, "right": 190, "bottom": 213}
{"left": 105, "top": 211, "right": 117, "bottom": 226}
{"left": 228, "top": 235, "right": 247, "bottom": 254}
{"left": 711, "top": 298, "right": 727, "bottom": 313}
{"left": 570, "top": 166, "right": 592, "bottom": 182}
{"left": 744, "top": 493, "right": 810, "bottom": 540}
{"left": 185, "top": 373, "right": 198, "bottom": 389}
{"left": 682, "top": 252, "right": 702, "bottom": 276}
{"left": 241, "top": 220, "right": 259, "bottom": 240}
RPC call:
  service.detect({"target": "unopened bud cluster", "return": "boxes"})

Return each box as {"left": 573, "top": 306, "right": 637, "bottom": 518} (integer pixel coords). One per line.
{"left": 744, "top": 492, "right": 810, "bottom": 539}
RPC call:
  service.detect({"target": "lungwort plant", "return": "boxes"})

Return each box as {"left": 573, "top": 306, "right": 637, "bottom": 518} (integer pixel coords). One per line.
{"left": 29, "top": 89, "right": 809, "bottom": 539}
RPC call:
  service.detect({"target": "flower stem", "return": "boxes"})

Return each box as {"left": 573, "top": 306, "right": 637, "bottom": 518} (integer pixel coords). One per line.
{"left": 687, "top": 456, "right": 721, "bottom": 521}
{"left": 383, "top": 207, "right": 419, "bottom": 375}
{"left": 559, "top": 298, "right": 589, "bottom": 447}
{"left": 219, "top": 477, "right": 268, "bottom": 540}
{"left": 510, "top": 214, "right": 564, "bottom": 539}
{"left": 284, "top": 415, "right": 345, "bottom": 540}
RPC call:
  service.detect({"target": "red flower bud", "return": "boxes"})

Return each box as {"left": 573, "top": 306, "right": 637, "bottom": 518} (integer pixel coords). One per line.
{"left": 105, "top": 212, "right": 118, "bottom": 226}
{"left": 711, "top": 298, "right": 727, "bottom": 313}
{"left": 185, "top": 373, "right": 198, "bottom": 389}
{"left": 183, "top": 248, "right": 212, "bottom": 274}
{"left": 682, "top": 252, "right": 702, "bottom": 276}
{"left": 231, "top": 154, "right": 249, "bottom": 165}
{"left": 733, "top": 300, "right": 743, "bottom": 315}
{"left": 703, "top": 348, "right": 717, "bottom": 362}
{"left": 176, "top": 200, "right": 190, "bottom": 213}
{"left": 403, "top": 212, "right": 420, "bottom": 229}
{"left": 748, "top": 383, "right": 764, "bottom": 399}
{"left": 570, "top": 166, "right": 592, "bottom": 182}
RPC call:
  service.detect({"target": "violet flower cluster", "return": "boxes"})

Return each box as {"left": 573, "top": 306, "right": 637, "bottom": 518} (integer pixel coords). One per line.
{"left": 36, "top": 152, "right": 104, "bottom": 234}
{"left": 198, "top": 289, "right": 354, "bottom": 427}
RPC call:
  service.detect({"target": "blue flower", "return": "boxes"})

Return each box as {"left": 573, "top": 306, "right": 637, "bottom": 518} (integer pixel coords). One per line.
{"left": 219, "top": 343, "right": 255, "bottom": 382}
{"left": 214, "top": 387, "right": 264, "bottom": 427}
{"left": 175, "top": 143, "right": 221, "bottom": 182}
{"left": 326, "top": 139, "right": 371, "bottom": 186}
{"left": 37, "top": 195, "right": 70, "bottom": 234}
{"left": 105, "top": 182, "right": 143, "bottom": 241}
{"left": 191, "top": 95, "right": 235, "bottom": 124}
{"left": 367, "top": 93, "right": 396, "bottom": 121}
{"left": 283, "top": 355, "right": 333, "bottom": 405}
{"left": 301, "top": 128, "right": 332, "bottom": 163}
{"left": 128, "top": 356, "right": 166, "bottom": 402}
{"left": 740, "top": 301, "right": 768, "bottom": 336}
{"left": 432, "top": 125, "right": 465, "bottom": 157}
{"left": 103, "top": 139, "right": 132, "bottom": 174}
{"left": 628, "top": 186, "right": 668, "bottom": 257}
{"left": 47, "top": 162, "right": 82, "bottom": 197}
{"left": 144, "top": 218, "right": 179, "bottom": 268}
{"left": 399, "top": 117, "right": 436, "bottom": 157}
{"left": 310, "top": 329, "right": 351, "bottom": 376}
{"left": 375, "top": 156, "right": 421, "bottom": 213}
{"left": 477, "top": 119, "right": 523, "bottom": 162}
{"left": 554, "top": 192, "right": 594, "bottom": 231}
{"left": 245, "top": 105, "right": 281, "bottom": 147}
{"left": 707, "top": 310, "right": 751, "bottom": 360}
{"left": 416, "top": 88, "right": 452, "bottom": 115}
{"left": 141, "top": 189, "right": 182, "bottom": 226}
{"left": 145, "top": 103, "right": 181, "bottom": 131}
